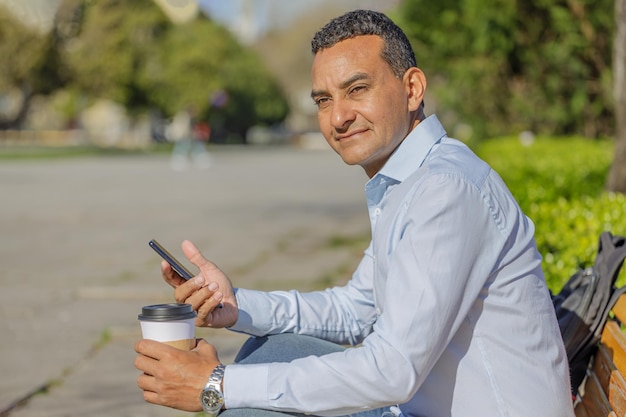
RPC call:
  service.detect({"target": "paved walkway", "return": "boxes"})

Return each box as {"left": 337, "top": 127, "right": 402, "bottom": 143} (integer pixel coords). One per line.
{"left": 0, "top": 146, "right": 370, "bottom": 417}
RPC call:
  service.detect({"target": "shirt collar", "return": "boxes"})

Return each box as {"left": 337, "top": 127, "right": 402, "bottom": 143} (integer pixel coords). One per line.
{"left": 364, "top": 115, "right": 447, "bottom": 212}
{"left": 376, "top": 114, "right": 447, "bottom": 183}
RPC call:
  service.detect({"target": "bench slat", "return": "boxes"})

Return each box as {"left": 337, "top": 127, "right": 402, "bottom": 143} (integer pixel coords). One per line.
{"left": 611, "top": 293, "right": 626, "bottom": 325}
{"left": 591, "top": 344, "right": 626, "bottom": 415}
{"left": 593, "top": 345, "right": 614, "bottom": 392}
{"left": 578, "top": 368, "right": 613, "bottom": 417}
{"left": 608, "top": 371, "right": 626, "bottom": 415}
{"left": 575, "top": 294, "right": 626, "bottom": 416}
{"left": 601, "top": 321, "right": 626, "bottom": 375}
{"left": 574, "top": 400, "right": 591, "bottom": 417}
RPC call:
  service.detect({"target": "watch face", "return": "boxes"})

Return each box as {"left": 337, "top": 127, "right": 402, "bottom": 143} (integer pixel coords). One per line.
{"left": 201, "top": 388, "right": 223, "bottom": 411}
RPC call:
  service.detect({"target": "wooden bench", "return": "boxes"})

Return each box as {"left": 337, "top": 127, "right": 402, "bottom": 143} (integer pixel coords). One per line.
{"left": 574, "top": 293, "right": 626, "bottom": 416}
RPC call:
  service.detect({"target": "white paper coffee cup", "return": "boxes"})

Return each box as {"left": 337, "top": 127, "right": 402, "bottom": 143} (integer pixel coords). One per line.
{"left": 138, "top": 303, "right": 196, "bottom": 350}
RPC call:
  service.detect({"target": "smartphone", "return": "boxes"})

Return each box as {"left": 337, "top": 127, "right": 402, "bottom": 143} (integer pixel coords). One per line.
{"left": 149, "top": 239, "right": 194, "bottom": 280}
{"left": 149, "top": 239, "right": 223, "bottom": 308}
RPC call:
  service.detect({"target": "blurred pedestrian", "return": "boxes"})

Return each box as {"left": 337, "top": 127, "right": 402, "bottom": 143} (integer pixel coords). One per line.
{"left": 167, "top": 106, "right": 212, "bottom": 171}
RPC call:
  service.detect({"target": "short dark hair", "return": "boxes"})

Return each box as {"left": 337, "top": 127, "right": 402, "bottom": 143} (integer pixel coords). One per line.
{"left": 311, "top": 10, "right": 417, "bottom": 79}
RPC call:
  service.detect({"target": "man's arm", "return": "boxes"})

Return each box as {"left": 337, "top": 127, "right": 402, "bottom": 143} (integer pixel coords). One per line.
{"left": 229, "top": 250, "right": 378, "bottom": 346}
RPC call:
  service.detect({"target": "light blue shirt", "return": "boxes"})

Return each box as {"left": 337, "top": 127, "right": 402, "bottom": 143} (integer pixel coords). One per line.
{"left": 224, "top": 115, "right": 574, "bottom": 417}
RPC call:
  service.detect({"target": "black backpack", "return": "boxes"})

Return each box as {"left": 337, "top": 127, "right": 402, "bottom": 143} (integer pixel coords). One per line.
{"left": 551, "top": 231, "right": 626, "bottom": 393}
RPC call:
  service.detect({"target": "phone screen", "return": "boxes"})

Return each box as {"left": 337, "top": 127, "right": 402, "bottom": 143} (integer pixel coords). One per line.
{"left": 149, "top": 239, "right": 194, "bottom": 280}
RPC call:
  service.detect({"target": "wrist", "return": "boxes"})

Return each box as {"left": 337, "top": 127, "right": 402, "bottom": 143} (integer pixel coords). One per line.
{"left": 200, "top": 364, "right": 225, "bottom": 416}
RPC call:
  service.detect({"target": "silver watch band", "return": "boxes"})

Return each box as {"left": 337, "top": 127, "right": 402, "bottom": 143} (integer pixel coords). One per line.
{"left": 205, "top": 364, "right": 225, "bottom": 390}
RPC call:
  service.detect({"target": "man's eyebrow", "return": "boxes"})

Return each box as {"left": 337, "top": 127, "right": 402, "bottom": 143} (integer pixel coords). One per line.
{"left": 311, "top": 72, "right": 371, "bottom": 99}
{"left": 339, "top": 72, "right": 370, "bottom": 90}
{"left": 310, "top": 89, "right": 326, "bottom": 99}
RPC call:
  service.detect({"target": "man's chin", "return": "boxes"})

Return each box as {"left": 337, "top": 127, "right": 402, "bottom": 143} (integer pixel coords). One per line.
{"left": 338, "top": 154, "right": 363, "bottom": 167}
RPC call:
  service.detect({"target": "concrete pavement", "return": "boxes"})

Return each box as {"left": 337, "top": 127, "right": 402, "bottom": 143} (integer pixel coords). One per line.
{"left": 0, "top": 146, "right": 370, "bottom": 417}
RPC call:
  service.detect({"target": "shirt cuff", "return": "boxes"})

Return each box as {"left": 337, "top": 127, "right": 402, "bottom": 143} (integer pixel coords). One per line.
{"left": 223, "top": 363, "right": 269, "bottom": 409}
{"left": 227, "top": 288, "right": 267, "bottom": 336}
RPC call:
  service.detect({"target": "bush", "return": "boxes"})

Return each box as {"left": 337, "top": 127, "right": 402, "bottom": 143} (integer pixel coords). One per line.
{"left": 475, "top": 136, "right": 626, "bottom": 291}
{"left": 529, "top": 193, "right": 626, "bottom": 289}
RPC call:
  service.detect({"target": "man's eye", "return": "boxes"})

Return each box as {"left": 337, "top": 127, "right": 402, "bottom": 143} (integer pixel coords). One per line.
{"left": 349, "top": 85, "right": 366, "bottom": 95}
{"left": 314, "top": 97, "right": 330, "bottom": 108}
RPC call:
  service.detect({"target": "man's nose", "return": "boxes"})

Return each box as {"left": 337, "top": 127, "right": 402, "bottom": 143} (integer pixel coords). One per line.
{"left": 330, "top": 99, "right": 356, "bottom": 130}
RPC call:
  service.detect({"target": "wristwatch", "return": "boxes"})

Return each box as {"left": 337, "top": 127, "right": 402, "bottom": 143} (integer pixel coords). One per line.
{"left": 200, "top": 364, "right": 225, "bottom": 416}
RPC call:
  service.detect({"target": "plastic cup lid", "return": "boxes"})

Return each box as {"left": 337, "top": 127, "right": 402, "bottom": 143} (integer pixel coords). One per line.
{"left": 138, "top": 303, "right": 197, "bottom": 322}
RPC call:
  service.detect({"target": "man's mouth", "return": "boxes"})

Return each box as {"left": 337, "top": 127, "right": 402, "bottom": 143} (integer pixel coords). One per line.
{"left": 335, "top": 128, "right": 368, "bottom": 141}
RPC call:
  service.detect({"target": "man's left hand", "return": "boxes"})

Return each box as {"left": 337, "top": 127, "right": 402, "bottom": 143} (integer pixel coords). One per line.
{"left": 134, "top": 338, "right": 220, "bottom": 411}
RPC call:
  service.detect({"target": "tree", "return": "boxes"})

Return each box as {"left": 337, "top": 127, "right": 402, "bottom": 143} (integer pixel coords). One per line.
{"left": 152, "top": 16, "right": 289, "bottom": 141}
{"left": 0, "top": 5, "right": 67, "bottom": 129}
{"left": 216, "top": 42, "right": 289, "bottom": 141}
{"left": 397, "top": 0, "right": 615, "bottom": 140}
{"left": 60, "top": 0, "right": 171, "bottom": 117}
{"left": 607, "top": 0, "right": 626, "bottom": 193}
{"left": 58, "top": 0, "right": 288, "bottom": 140}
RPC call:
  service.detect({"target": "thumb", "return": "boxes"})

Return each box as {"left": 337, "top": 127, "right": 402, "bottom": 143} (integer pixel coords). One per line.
{"left": 181, "top": 240, "right": 217, "bottom": 272}
{"left": 194, "top": 338, "right": 211, "bottom": 349}
{"left": 193, "top": 339, "right": 219, "bottom": 361}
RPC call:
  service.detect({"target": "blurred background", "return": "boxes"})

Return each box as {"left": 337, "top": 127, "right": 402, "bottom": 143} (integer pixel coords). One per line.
{"left": 0, "top": 0, "right": 622, "bottom": 151}
{"left": 0, "top": 0, "right": 402, "bottom": 147}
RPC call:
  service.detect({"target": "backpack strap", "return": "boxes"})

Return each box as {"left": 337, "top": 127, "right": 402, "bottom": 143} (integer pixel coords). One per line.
{"left": 593, "top": 232, "right": 626, "bottom": 338}
{"left": 597, "top": 232, "right": 626, "bottom": 283}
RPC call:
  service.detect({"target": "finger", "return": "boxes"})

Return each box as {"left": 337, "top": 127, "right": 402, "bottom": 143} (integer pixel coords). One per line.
{"left": 194, "top": 339, "right": 217, "bottom": 356}
{"left": 181, "top": 240, "right": 219, "bottom": 272}
{"left": 134, "top": 353, "right": 154, "bottom": 375}
{"left": 137, "top": 372, "right": 156, "bottom": 391}
{"left": 176, "top": 284, "right": 209, "bottom": 311}
{"left": 137, "top": 373, "right": 161, "bottom": 405}
{"left": 142, "top": 390, "right": 160, "bottom": 405}
{"left": 177, "top": 282, "right": 221, "bottom": 322}
{"left": 194, "top": 338, "right": 210, "bottom": 349}
{"left": 196, "top": 292, "right": 224, "bottom": 324}
{"left": 135, "top": 339, "right": 173, "bottom": 360}
{"left": 162, "top": 260, "right": 186, "bottom": 288}
{"left": 173, "top": 275, "right": 207, "bottom": 304}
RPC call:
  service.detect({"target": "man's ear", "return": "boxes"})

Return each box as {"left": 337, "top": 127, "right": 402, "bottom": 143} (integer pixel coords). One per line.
{"left": 404, "top": 67, "right": 427, "bottom": 112}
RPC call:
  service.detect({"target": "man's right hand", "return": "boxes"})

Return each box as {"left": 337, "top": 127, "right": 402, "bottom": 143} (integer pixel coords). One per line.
{"left": 162, "top": 240, "right": 238, "bottom": 328}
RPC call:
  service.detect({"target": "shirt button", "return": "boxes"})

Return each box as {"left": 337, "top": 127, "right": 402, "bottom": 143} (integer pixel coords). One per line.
{"left": 376, "top": 308, "right": 382, "bottom": 315}
{"left": 374, "top": 207, "right": 381, "bottom": 216}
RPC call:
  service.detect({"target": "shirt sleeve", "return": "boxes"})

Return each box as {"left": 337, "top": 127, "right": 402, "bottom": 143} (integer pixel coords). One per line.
{"left": 224, "top": 171, "right": 513, "bottom": 416}
{"left": 229, "top": 249, "right": 378, "bottom": 346}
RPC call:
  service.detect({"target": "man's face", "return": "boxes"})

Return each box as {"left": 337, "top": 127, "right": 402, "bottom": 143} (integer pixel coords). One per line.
{"left": 311, "top": 35, "right": 423, "bottom": 177}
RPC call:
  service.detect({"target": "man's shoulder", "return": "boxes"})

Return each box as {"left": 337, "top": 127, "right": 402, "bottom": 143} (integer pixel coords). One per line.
{"left": 421, "top": 137, "right": 491, "bottom": 186}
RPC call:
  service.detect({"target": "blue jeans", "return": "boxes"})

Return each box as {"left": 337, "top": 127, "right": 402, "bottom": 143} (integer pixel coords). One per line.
{"left": 220, "top": 334, "right": 397, "bottom": 417}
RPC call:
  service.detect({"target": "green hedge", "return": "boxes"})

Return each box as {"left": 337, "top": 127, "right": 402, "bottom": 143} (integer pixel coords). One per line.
{"left": 475, "top": 136, "right": 626, "bottom": 291}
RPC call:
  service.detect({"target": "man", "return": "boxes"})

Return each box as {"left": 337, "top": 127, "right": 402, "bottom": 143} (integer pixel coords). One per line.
{"left": 135, "top": 10, "right": 575, "bottom": 417}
